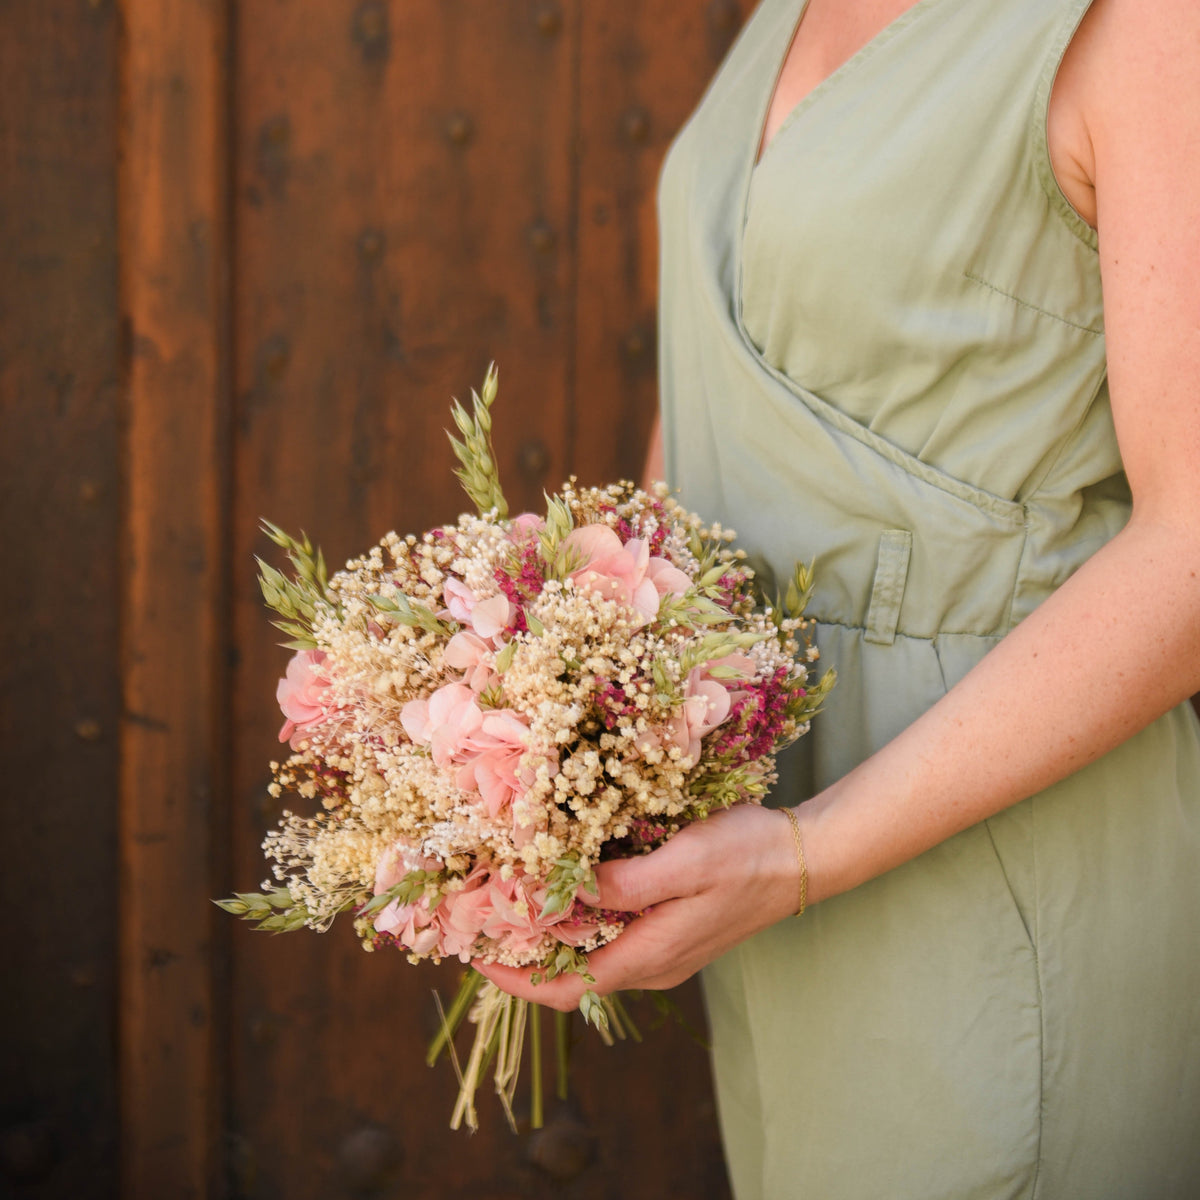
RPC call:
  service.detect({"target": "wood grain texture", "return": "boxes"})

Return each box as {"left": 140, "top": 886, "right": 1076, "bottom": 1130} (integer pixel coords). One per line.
{"left": 570, "top": 0, "right": 754, "bottom": 487}
{"left": 117, "top": 2, "right": 230, "bottom": 1196}
{"left": 225, "top": 3, "right": 746, "bottom": 1197}
{"left": 228, "top": 2, "right": 579, "bottom": 1196}
{"left": 6, "top": 2, "right": 754, "bottom": 1195}
{"left": 0, "top": 2, "right": 122, "bottom": 1195}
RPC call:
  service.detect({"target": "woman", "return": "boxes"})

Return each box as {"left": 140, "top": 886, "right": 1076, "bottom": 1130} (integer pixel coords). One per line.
{"left": 482, "top": 0, "right": 1200, "bottom": 1195}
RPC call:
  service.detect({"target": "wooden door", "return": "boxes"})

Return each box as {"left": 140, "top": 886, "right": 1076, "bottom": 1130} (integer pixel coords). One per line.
{"left": 1, "top": 2, "right": 754, "bottom": 1197}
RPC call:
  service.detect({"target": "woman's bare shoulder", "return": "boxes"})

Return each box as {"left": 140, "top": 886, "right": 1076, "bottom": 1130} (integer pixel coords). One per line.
{"left": 1047, "top": 0, "right": 1200, "bottom": 233}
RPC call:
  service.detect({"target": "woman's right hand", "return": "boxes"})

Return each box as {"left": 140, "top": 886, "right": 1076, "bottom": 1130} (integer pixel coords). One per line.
{"left": 475, "top": 801, "right": 807, "bottom": 1009}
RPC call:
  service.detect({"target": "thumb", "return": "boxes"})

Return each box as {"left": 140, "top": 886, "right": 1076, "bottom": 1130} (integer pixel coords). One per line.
{"left": 588, "top": 835, "right": 704, "bottom": 913}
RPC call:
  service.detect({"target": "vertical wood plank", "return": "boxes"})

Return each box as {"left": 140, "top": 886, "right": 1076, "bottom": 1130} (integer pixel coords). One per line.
{"left": 228, "top": 2, "right": 577, "bottom": 1194}
{"left": 564, "top": 5, "right": 757, "bottom": 1195}
{"left": 117, "top": 2, "right": 229, "bottom": 1195}
{"left": 221, "top": 3, "right": 754, "bottom": 1194}
{"left": 0, "top": 2, "right": 122, "bottom": 1195}
{"left": 570, "top": 0, "right": 754, "bottom": 486}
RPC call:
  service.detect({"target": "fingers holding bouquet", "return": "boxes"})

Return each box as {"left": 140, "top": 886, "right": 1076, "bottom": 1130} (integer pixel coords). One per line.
{"left": 477, "top": 802, "right": 807, "bottom": 1006}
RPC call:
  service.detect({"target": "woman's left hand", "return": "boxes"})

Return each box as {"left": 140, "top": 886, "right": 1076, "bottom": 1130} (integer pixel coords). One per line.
{"left": 475, "top": 802, "right": 804, "bottom": 1010}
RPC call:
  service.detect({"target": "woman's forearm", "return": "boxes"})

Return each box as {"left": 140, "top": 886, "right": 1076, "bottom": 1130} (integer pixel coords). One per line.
{"left": 799, "top": 511, "right": 1200, "bottom": 904}
{"left": 641, "top": 411, "right": 665, "bottom": 491}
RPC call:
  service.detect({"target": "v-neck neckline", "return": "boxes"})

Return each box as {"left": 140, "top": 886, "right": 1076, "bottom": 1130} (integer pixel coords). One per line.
{"left": 735, "top": 0, "right": 949, "bottom": 348}
{"left": 752, "top": 0, "right": 945, "bottom": 170}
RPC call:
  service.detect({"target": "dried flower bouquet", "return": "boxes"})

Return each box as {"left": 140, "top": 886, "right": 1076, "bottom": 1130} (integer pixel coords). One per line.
{"left": 219, "top": 367, "right": 832, "bottom": 1130}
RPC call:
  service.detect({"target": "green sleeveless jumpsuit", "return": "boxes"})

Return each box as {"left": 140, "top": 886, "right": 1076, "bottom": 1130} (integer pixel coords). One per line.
{"left": 656, "top": 0, "right": 1200, "bottom": 1196}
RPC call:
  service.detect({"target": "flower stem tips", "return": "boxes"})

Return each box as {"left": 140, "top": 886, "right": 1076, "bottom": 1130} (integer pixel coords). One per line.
{"left": 538, "top": 854, "right": 596, "bottom": 921}
{"left": 213, "top": 888, "right": 311, "bottom": 933}
{"left": 256, "top": 520, "right": 335, "bottom": 649}
{"left": 579, "top": 989, "right": 608, "bottom": 1031}
{"left": 366, "top": 591, "right": 454, "bottom": 636}
{"left": 448, "top": 362, "right": 509, "bottom": 519}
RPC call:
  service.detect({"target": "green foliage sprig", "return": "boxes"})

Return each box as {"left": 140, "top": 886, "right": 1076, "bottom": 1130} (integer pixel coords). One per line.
{"left": 686, "top": 764, "right": 775, "bottom": 808}
{"left": 214, "top": 888, "right": 313, "bottom": 933}
{"left": 786, "top": 664, "right": 838, "bottom": 724}
{"left": 539, "top": 854, "right": 596, "bottom": 920}
{"left": 678, "top": 629, "right": 769, "bottom": 675}
{"left": 359, "top": 867, "right": 446, "bottom": 918}
{"left": 528, "top": 943, "right": 607, "bottom": 1032}
{"left": 447, "top": 363, "right": 508, "bottom": 518}
{"left": 366, "top": 591, "right": 456, "bottom": 637}
{"left": 654, "top": 588, "right": 733, "bottom": 630}
{"left": 256, "top": 520, "right": 336, "bottom": 649}
{"left": 767, "top": 559, "right": 838, "bottom": 719}
{"left": 537, "top": 494, "right": 582, "bottom": 580}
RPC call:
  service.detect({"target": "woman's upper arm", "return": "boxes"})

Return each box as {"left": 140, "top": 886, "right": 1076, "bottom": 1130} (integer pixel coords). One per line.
{"left": 1081, "top": 0, "right": 1200, "bottom": 523}
{"left": 641, "top": 410, "right": 665, "bottom": 491}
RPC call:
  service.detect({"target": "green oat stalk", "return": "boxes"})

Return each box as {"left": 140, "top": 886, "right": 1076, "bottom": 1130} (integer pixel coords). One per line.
{"left": 256, "top": 520, "right": 337, "bottom": 648}
{"left": 447, "top": 363, "right": 509, "bottom": 519}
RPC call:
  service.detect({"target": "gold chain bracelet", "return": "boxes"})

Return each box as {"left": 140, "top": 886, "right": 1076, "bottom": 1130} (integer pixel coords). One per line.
{"left": 781, "top": 807, "right": 808, "bottom": 917}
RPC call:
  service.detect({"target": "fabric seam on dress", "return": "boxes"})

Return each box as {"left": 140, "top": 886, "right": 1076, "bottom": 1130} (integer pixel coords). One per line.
{"left": 864, "top": 530, "right": 913, "bottom": 645}
{"left": 1029, "top": 793, "right": 1046, "bottom": 1200}
{"left": 733, "top": 0, "right": 1031, "bottom": 527}
{"left": 981, "top": 819, "right": 1035, "bottom": 948}
{"left": 976, "top": 818, "right": 1039, "bottom": 1200}
{"left": 751, "top": 0, "right": 813, "bottom": 173}
{"left": 1017, "top": 362, "right": 1109, "bottom": 504}
{"left": 929, "top": 637, "right": 951, "bottom": 693}
{"left": 740, "top": 344, "right": 1027, "bottom": 524}
{"left": 963, "top": 270, "right": 1102, "bottom": 336}
{"left": 1005, "top": 513, "right": 1036, "bottom": 635}
{"left": 1030, "top": 0, "right": 1102, "bottom": 251}
{"left": 679, "top": 0, "right": 786, "bottom": 169}
{"left": 814, "top": 617, "right": 1005, "bottom": 642}
{"left": 739, "top": 944, "right": 773, "bottom": 1200}
{"left": 1004, "top": 514, "right": 1030, "bottom": 634}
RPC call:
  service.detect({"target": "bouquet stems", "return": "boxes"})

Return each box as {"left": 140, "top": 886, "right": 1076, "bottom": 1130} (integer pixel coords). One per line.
{"left": 529, "top": 1003, "right": 544, "bottom": 1129}
{"left": 427, "top": 968, "right": 486, "bottom": 1068}
{"left": 555, "top": 1009, "right": 571, "bottom": 1103}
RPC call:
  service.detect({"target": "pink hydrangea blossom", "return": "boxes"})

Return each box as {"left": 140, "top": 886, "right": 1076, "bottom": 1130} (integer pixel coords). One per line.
{"left": 495, "top": 874, "right": 602, "bottom": 952}
{"left": 437, "top": 868, "right": 494, "bottom": 960}
{"left": 443, "top": 629, "right": 497, "bottom": 693}
{"left": 401, "top": 683, "right": 486, "bottom": 767}
{"left": 374, "top": 840, "right": 412, "bottom": 893}
{"left": 468, "top": 594, "right": 514, "bottom": 641}
{"left": 441, "top": 578, "right": 479, "bottom": 626}
{"left": 276, "top": 649, "right": 334, "bottom": 745}
{"left": 508, "top": 512, "right": 545, "bottom": 538}
{"left": 369, "top": 835, "right": 610, "bottom": 964}
{"left": 536, "top": 894, "right": 603, "bottom": 947}
{"left": 371, "top": 841, "right": 441, "bottom": 955}
{"left": 482, "top": 874, "right": 548, "bottom": 955}
{"left": 563, "top": 524, "right": 690, "bottom": 625}
{"left": 423, "top": 867, "right": 603, "bottom": 963}
{"left": 454, "top": 710, "right": 555, "bottom": 844}
{"left": 455, "top": 710, "right": 532, "bottom": 815}
{"left": 375, "top": 899, "right": 441, "bottom": 956}
{"left": 442, "top": 579, "right": 515, "bottom": 644}
{"left": 638, "top": 653, "right": 756, "bottom": 764}
{"left": 666, "top": 674, "right": 732, "bottom": 764}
